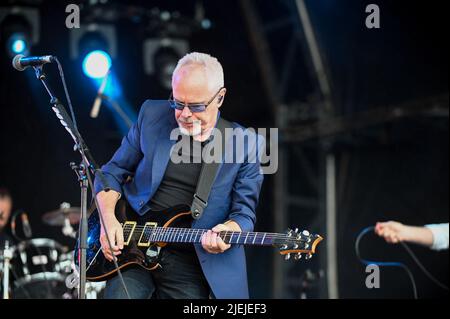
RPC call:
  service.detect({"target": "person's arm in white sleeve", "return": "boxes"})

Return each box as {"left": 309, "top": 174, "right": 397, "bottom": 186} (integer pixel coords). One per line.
{"left": 425, "top": 223, "right": 449, "bottom": 251}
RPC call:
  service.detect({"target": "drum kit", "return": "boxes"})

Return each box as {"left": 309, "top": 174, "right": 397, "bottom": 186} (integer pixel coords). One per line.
{"left": 0, "top": 202, "right": 105, "bottom": 299}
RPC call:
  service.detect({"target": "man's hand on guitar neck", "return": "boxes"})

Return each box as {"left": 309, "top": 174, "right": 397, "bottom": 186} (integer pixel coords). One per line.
{"left": 97, "top": 190, "right": 124, "bottom": 262}
{"left": 201, "top": 221, "right": 241, "bottom": 254}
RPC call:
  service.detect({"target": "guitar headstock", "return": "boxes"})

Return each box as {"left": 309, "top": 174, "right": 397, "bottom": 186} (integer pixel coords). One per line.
{"left": 275, "top": 228, "right": 323, "bottom": 261}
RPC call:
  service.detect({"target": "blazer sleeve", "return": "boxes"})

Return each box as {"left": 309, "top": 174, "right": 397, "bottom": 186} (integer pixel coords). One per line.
{"left": 94, "top": 101, "right": 147, "bottom": 195}
{"left": 227, "top": 133, "right": 265, "bottom": 232}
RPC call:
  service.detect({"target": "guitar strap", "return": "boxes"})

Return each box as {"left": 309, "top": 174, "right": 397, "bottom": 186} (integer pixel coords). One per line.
{"left": 191, "top": 117, "right": 232, "bottom": 220}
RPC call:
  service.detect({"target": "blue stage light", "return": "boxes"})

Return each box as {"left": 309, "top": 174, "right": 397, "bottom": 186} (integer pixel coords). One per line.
{"left": 82, "top": 50, "right": 111, "bottom": 79}
{"left": 12, "top": 39, "right": 26, "bottom": 53}
{"left": 8, "top": 33, "right": 29, "bottom": 55}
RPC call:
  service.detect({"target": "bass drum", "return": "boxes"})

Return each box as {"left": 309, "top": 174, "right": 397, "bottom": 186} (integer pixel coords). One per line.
{"left": 10, "top": 238, "right": 72, "bottom": 299}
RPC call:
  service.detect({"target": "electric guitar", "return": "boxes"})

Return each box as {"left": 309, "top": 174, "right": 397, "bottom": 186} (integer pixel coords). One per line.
{"left": 74, "top": 202, "right": 323, "bottom": 282}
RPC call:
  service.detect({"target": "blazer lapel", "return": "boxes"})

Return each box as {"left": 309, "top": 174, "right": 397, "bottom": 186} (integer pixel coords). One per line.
{"left": 150, "top": 115, "right": 178, "bottom": 195}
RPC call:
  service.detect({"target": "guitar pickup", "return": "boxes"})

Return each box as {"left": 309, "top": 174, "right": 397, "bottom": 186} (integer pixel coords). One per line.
{"left": 123, "top": 221, "right": 137, "bottom": 246}
{"left": 138, "top": 222, "right": 158, "bottom": 247}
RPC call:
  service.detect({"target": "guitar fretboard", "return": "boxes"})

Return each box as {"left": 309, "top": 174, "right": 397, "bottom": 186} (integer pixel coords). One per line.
{"left": 122, "top": 224, "right": 284, "bottom": 246}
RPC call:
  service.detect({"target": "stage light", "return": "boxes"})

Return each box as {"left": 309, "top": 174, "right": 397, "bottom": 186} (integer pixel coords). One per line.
{"left": 8, "top": 32, "right": 28, "bottom": 54}
{"left": 0, "top": 7, "right": 39, "bottom": 57}
{"left": 201, "top": 19, "right": 212, "bottom": 30}
{"left": 70, "top": 24, "right": 116, "bottom": 79}
{"left": 82, "top": 50, "right": 111, "bottom": 79}
{"left": 70, "top": 24, "right": 117, "bottom": 60}
{"left": 12, "top": 38, "right": 25, "bottom": 53}
{"left": 143, "top": 38, "right": 189, "bottom": 90}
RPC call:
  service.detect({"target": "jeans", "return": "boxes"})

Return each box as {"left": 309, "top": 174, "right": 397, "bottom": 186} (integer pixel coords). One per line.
{"left": 104, "top": 248, "right": 211, "bottom": 299}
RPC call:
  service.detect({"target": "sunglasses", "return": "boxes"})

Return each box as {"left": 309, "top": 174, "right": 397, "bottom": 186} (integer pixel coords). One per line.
{"left": 168, "top": 87, "right": 224, "bottom": 113}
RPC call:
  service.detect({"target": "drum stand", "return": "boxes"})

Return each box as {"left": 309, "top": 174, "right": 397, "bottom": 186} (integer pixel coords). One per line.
{"left": 2, "top": 241, "right": 12, "bottom": 299}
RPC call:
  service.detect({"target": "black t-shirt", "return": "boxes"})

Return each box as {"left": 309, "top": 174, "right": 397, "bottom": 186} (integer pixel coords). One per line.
{"left": 150, "top": 136, "right": 208, "bottom": 211}
{"left": 149, "top": 136, "right": 209, "bottom": 254}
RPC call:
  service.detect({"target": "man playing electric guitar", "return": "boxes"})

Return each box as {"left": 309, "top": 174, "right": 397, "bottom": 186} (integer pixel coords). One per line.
{"left": 94, "top": 52, "right": 264, "bottom": 299}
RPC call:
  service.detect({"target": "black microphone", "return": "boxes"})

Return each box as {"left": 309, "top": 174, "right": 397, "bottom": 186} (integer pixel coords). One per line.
{"left": 21, "top": 212, "right": 33, "bottom": 238}
{"left": 12, "top": 54, "right": 55, "bottom": 71}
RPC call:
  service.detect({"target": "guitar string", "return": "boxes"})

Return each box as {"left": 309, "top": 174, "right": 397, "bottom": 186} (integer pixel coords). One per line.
{"left": 125, "top": 225, "right": 309, "bottom": 236}
{"left": 122, "top": 228, "right": 311, "bottom": 242}
{"left": 120, "top": 228, "right": 311, "bottom": 245}
{"left": 122, "top": 225, "right": 312, "bottom": 239}
{"left": 122, "top": 226, "right": 309, "bottom": 241}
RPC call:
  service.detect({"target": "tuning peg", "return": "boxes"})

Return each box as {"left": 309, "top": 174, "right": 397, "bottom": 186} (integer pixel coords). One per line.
{"left": 281, "top": 244, "right": 288, "bottom": 250}
{"left": 305, "top": 253, "right": 312, "bottom": 260}
{"left": 293, "top": 244, "right": 298, "bottom": 249}
{"left": 302, "top": 230, "right": 310, "bottom": 236}
{"left": 284, "top": 253, "right": 291, "bottom": 261}
{"left": 304, "top": 243, "right": 309, "bottom": 249}
{"left": 294, "top": 253, "right": 302, "bottom": 260}
{"left": 287, "top": 229, "right": 293, "bottom": 237}
{"left": 294, "top": 228, "right": 299, "bottom": 233}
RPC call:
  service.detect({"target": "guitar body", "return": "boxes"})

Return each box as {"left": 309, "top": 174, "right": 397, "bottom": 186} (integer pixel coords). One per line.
{"left": 74, "top": 203, "right": 193, "bottom": 282}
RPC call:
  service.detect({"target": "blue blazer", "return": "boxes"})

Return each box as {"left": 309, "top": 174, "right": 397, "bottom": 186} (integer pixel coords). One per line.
{"left": 94, "top": 100, "right": 264, "bottom": 298}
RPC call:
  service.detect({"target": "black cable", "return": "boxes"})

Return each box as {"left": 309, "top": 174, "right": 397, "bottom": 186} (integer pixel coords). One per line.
{"left": 83, "top": 163, "right": 131, "bottom": 299}
{"left": 54, "top": 57, "right": 78, "bottom": 132}
{"left": 356, "top": 226, "right": 449, "bottom": 299}
{"left": 399, "top": 241, "right": 449, "bottom": 291}
{"left": 356, "top": 226, "right": 418, "bottom": 298}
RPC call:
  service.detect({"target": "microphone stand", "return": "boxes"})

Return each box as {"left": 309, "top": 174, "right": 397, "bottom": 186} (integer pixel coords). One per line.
{"left": 2, "top": 241, "right": 12, "bottom": 299}
{"left": 32, "top": 64, "right": 110, "bottom": 299}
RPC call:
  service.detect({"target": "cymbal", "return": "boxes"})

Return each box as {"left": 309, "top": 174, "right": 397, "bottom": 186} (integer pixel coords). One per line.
{"left": 42, "top": 207, "right": 81, "bottom": 226}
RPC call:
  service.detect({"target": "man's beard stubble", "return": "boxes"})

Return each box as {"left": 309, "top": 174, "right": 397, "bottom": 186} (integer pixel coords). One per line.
{"left": 178, "top": 119, "right": 202, "bottom": 137}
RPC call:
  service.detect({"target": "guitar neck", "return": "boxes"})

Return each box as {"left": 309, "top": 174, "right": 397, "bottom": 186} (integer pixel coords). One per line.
{"left": 123, "top": 225, "right": 281, "bottom": 246}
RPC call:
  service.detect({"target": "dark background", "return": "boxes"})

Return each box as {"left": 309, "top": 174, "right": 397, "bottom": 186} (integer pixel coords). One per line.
{"left": 0, "top": 0, "right": 448, "bottom": 298}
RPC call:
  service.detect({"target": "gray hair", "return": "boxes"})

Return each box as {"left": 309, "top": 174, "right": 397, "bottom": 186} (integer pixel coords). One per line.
{"left": 172, "top": 52, "right": 224, "bottom": 92}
